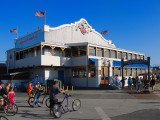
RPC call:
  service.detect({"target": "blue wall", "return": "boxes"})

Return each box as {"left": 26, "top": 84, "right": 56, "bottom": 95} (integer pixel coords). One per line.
{"left": 15, "top": 29, "right": 44, "bottom": 49}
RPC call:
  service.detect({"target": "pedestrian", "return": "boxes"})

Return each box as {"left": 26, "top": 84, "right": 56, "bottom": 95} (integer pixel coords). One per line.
{"left": 32, "top": 82, "right": 41, "bottom": 108}
{"left": 121, "top": 77, "right": 125, "bottom": 89}
{"left": 132, "top": 77, "right": 136, "bottom": 88}
{"left": 136, "top": 76, "right": 141, "bottom": 93}
{"left": 27, "top": 82, "right": 33, "bottom": 102}
{"left": 0, "top": 82, "right": 7, "bottom": 106}
{"left": 8, "top": 87, "right": 15, "bottom": 103}
{"left": 151, "top": 76, "right": 155, "bottom": 91}
{"left": 128, "top": 77, "right": 132, "bottom": 89}
{"left": 49, "top": 81, "right": 66, "bottom": 115}
{"left": 8, "top": 87, "right": 16, "bottom": 111}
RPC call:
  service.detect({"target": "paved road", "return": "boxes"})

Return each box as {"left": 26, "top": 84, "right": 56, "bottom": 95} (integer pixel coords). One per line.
{"left": 1, "top": 90, "right": 160, "bottom": 120}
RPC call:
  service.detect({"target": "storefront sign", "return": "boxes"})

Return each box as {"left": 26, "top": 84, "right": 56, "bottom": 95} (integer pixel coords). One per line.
{"left": 19, "top": 35, "right": 37, "bottom": 44}
{"left": 122, "top": 59, "right": 149, "bottom": 66}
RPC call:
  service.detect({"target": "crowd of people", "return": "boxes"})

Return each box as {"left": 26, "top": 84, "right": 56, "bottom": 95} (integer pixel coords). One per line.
{"left": 127, "top": 74, "right": 157, "bottom": 93}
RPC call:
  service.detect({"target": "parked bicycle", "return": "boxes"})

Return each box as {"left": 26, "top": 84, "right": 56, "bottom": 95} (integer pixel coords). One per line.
{"left": 28, "top": 92, "right": 50, "bottom": 108}
{"left": 0, "top": 98, "right": 18, "bottom": 116}
{"left": 0, "top": 115, "right": 9, "bottom": 120}
{"left": 52, "top": 92, "right": 81, "bottom": 118}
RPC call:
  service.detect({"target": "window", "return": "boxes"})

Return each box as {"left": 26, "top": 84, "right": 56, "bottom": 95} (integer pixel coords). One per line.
{"left": 72, "top": 47, "right": 78, "bottom": 57}
{"left": 123, "top": 53, "right": 127, "bottom": 59}
{"left": 54, "top": 48, "right": 62, "bottom": 56}
{"left": 137, "top": 68, "right": 141, "bottom": 76}
{"left": 65, "top": 49, "right": 71, "bottom": 57}
{"left": 88, "top": 67, "right": 96, "bottom": 77}
{"left": 128, "top": 54, "right": 132, "bottom": 60}
{"left": 127, "top": 68, "right": 132, "bottom": 76}
{"left": 105, "top": 49, "right": 110, "bottom": 58}
{"left": 79, "top": 46, "right": 86, "bottom": 56}
{"left": 118, "top": 52, "right": 122, "bottom": 59}
{"left": 132, "top": 68, "right": 136, "bottom": 76}
{"left": 142, "top": 69, "right": 146, "bottom": 75}
{"left": 111, "top": 50, "right": 116, "bottom": 58}
{"left": 72, "top": 67, "right": 86, "bottom": 78}
{"left": 89, "top": 47, "right": 96, "bottom": 56}
{"left": 133, "top": 54, "right": 136, "bottom": 59}
{"left": 114, "top": 67, "right": 121, "bottom": 76}
{"left": 137, "top": 55, "right": 140, "bottom": 60}
{"left": 97, "top": 48, "right": 103, "bottom": 57}
{"left": 44, "top": 47, "right": 52, "bottom": 56}
{"left": 123, "top": 68, "right": 127, "bottom": 76}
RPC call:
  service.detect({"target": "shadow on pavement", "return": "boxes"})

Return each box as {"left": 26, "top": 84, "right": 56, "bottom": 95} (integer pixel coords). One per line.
{"left": 111, "top": 109, "right": 160, "bottom": 120}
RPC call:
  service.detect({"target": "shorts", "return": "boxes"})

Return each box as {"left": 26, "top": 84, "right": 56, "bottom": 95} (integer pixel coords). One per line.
{"left": 50, "top": 99, "right": 58, "bottom": 108}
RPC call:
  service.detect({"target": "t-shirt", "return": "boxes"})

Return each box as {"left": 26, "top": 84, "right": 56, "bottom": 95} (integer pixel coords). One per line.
{"left": 49, "top": 85, "right": 61, "bottom": 100}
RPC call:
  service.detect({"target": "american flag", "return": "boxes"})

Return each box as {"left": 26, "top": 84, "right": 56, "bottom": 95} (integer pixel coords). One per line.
{"left": 10, "top": 28, "right": 17, "bottom": 33}
{"left": 101, "top": 30, "right": 108, "bottom": 34}
{"left": 35, "top": 11, "right": 45, "bottom": 17}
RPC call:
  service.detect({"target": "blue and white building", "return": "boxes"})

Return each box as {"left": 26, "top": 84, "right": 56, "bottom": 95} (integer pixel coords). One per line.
{"left": 6, "top": 18, "right": 153, "bottom": 87}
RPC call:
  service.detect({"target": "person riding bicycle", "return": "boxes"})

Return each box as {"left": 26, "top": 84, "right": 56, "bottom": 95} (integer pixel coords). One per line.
{"left": 32, "top": 82, "right": 41, "bottom": 108}
{"left": 0, "top": 82, "right": 8, "bottom": 106}
{"left": 49, "top": 81, "right": 66, "bottom": 115}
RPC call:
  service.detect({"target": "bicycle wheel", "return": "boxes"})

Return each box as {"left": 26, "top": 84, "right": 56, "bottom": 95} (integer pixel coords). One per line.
{"left": 0, "top": 115, "right": 9, "bottom": 120}
{"left": 4, "top": 103, "right": 18, "bottom": 116}
{"left": 45, "top": 98, "right": 50, "bottom": 108}
{"left": 52, "top": 104, "right": 62, "bottom": 118}
{"left": 28, "top": 97, "right": 35, "bottom": 107}
{"left": 72, "top": 99, "right": 81, "bottom": 111}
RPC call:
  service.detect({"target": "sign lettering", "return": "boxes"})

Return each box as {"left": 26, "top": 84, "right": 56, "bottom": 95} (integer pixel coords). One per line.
{"left": 19, "top": 35, "right": 37, "bottom": 44}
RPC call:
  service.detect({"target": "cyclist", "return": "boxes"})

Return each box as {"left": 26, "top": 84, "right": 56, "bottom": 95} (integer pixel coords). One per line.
{"left": 49, "top": 81, "right": 66, "bottom": 115}
{"left": 0, "top": 82, "right": 7, "bottom": 106}
{"left": 32, "top": 82, "right": 41, "bottom": 108}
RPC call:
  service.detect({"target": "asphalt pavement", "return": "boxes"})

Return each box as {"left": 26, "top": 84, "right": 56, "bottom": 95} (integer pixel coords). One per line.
{"left": 1, "top": 90, "right": 160, "bottom": 120}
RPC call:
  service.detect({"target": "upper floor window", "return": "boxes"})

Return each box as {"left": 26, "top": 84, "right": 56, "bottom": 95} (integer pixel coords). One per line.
{"left": 118, "top": 52, "right": 122, "bottom": 59}
{"left": 128, "top": 53, "right": 132, "bottom": 60}
{"left": 89, "top": 47, "right": 96, "bottom": 56}
{"left": 105, "top": 49, "right": 110, "bottom": 58}
{"left": 123, "top": 53, "right": 127, "bottom": 59}
{"left": 97, "top": 48, "right": 103, "bottom": 57}
{"left": 133, "top": 54, "right": 136, "bottom": 59}
{"left": 111, "top": 50, "right": 116, "bottom": 58}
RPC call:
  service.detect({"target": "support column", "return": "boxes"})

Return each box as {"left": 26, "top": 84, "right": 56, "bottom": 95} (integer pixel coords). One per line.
{"left": 34, "top": 47, "right": 37, "bottom": 56}
{"left": 109, "top": 49, "right": 111, "bottom": 58}
{"left": 116, "top": 51, "right": 118, "bottom": 59}
{"left": 61, "top": 48, "right": 65, "bottom": 56}
{"left": 103, "top": 48, "right": 105, "bottom": 57}
{"left": 78, "top": 47, "right": 80, "bottom": 57}
{"left": 41, "top": 45, "right": 45, "bottom": 55}
{"left": 127, "top": 53, "right": 129, "bottom": 60}
{"left": 87, "top": 45, "right": 89, "bottom": 56}
{"left": 50, "top": 46, "right": 55, "bottom": 56}
{"left": 136, "top": 54, "right": 138, "bottom": 59}
{"left": 95, "top": 47, "right": 97, "bottom": 56}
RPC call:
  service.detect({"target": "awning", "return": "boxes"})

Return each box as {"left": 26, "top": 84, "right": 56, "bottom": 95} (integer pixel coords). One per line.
{"left": 113, "top": 60, "right": 153, "bottom": 68}
{"left": 89, "top": 58, "right": 99, "bottom": 62}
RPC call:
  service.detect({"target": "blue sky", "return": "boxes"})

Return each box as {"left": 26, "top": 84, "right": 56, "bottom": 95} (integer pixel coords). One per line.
{"left": 0, "top": 0, "right": 160, "bottom": 65}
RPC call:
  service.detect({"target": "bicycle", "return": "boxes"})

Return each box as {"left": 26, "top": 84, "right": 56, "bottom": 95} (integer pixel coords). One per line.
{"left": 0, "top": 98, "right": 18, "bottom": 116}
{"left": 28, "top": 92, "right": 50, "bottom": 107}
{"left": 0, "top": 115, "right": 9, "bottom": 120}
{"left": 52, "top": 92, "right": 81, "bottom": 118}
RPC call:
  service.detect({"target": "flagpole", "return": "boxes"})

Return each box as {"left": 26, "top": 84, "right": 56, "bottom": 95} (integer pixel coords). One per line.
{"left": 45, "top": 10, "right": 46, "bottom": 25}
{"left": 17, "top": 27, "right": 18, "bottom": 38}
